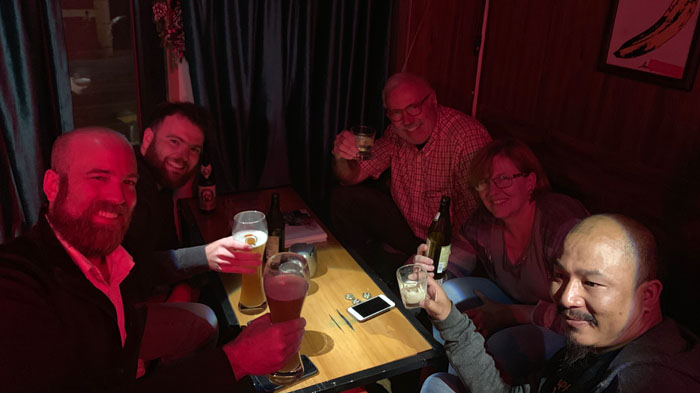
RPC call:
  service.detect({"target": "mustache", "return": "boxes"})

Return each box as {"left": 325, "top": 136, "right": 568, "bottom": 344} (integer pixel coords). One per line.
{"left": 558, "top": 307, "right": 598, "bottom": 326}
{"left": 394, "top": 120, "right": 421, "bottom": 132}
{"left": 90, "top": 200, "right": 129, "bottom": 217}
{"left": 168, "top": 157, "right": 187, "bottom": 165}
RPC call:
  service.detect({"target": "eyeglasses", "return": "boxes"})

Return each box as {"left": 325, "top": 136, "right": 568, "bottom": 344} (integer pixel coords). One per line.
{"left": 475, "top": 173, "right": 529, "bottom": 192}
{"left": 385, "top": 93, "right": 431, "bottom": 121}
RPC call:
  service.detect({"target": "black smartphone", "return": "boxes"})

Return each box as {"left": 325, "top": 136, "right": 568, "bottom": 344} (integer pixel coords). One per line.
{"left": 251, "top": 355, "right": 318, "bottom": 392}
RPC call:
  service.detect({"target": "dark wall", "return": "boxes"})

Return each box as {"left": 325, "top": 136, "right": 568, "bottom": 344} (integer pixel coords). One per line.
{"left": 393, "top": 0, "right": 700, "bottom": 333}
{"left": 391, "top": 0, "right": 485, "bottom": 114}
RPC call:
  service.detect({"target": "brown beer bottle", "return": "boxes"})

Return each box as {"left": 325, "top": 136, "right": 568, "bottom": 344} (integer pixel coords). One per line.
{"left": 197, "top": 151, "right": 216, "bottom": 213}
{"left": 265, "top": 192, "right": 285, "bottom": 259}
{"left": 426, "top": 196, "right": 451, "bottom": 282}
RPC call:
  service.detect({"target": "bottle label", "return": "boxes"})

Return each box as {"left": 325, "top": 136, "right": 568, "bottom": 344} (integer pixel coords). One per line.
{"left": 266, "top": 236, "right": 280, "bottom": 259}
{"left": 436, "top": 244, "right": 451, "bottom": 274}
{"left": 198, "top": 185, "right": 216, "bottom": 212}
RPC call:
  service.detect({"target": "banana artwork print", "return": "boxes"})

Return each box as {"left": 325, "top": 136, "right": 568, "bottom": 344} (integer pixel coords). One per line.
{"left": 614, "top": 0, "right": 698, "bottom": 58}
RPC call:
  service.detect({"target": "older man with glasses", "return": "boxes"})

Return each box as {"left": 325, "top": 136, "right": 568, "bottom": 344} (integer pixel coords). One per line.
{"left": 331, "top": 72, "right": 491, "bottom": 291}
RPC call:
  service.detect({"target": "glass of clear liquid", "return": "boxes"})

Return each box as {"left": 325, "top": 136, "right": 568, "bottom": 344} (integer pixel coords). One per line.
{"left": 396, "top": 264, "right": 428, "bottom": 309}
{"left": 351, "top": 125, "right": 376, "bottom": 161}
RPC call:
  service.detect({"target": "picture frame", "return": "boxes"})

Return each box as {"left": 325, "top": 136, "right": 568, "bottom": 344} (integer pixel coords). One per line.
{"left": 599, "top": 0, "right": 700, "bottom": 91}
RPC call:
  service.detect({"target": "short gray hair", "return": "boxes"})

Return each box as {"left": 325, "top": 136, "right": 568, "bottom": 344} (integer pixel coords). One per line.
{"left": 382, "top": 72, "right": 434, "bottom": 106}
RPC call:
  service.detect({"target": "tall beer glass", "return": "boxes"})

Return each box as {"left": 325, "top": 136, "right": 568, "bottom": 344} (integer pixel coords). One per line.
{"left": 263, "top": 252, "right": 309, "bottom": 385}
{"left": 232, "top": 210, "right": 268, "bottom": 314}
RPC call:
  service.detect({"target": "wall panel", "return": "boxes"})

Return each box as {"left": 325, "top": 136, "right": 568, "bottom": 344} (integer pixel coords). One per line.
{"left": 391, "top": 0, "right": 484, "bottom": 114}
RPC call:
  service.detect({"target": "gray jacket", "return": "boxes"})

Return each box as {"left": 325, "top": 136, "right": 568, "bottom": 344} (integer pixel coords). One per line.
{"left": 434, "top": 304, "right": 700, "bottom": 392}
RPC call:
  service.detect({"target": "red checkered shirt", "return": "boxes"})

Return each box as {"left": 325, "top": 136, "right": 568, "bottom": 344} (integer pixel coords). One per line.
{"left": 359, "top": 106, "right": 491, "bottom": 239}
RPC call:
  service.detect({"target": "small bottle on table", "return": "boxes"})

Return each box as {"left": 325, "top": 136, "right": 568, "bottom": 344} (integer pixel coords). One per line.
{"left": 197, "top": 151, "right": 216, "bottom": 213}
{"left": 265, "top": 192, "right": 285, "bottom": 260}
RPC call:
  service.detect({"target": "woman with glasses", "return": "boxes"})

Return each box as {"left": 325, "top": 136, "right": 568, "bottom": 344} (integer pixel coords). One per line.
{"left": 415, "top": 138, "right": 588, "bottom": 382}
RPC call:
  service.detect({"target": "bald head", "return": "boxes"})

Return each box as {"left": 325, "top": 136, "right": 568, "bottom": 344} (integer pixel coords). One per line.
{"left": 568, "top": 214, "right": 658, "bottom": 287}
{"left": 382, "top": 72, "right": 434, "bottom": 106}
{"left": 51, "top": 127, "right": 132, "bottom": 175}
{"left": 45, "top": 127, "right": 137, "bottom": 259}
{"left": 555, "top": 213, "right": 663, "bottom": 350}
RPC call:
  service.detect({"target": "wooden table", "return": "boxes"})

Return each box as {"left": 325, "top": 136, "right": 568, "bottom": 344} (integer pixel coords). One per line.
{"left": 178, "top": 187, "right": 445, "bottom": 392}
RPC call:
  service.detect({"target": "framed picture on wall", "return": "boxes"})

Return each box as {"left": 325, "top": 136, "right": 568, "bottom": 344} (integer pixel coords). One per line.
{"left": 599, "top": 0, "right": 700, "bottom": 91}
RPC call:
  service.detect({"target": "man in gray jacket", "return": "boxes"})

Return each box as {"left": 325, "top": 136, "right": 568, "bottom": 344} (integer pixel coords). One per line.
{"left": 420, "top": 214, "right": 700, "bottom": 392}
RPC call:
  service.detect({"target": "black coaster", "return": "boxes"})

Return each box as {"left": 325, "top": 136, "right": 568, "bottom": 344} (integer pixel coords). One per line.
{"left": 251, "top": 355, "right": 318, "bottom": 392}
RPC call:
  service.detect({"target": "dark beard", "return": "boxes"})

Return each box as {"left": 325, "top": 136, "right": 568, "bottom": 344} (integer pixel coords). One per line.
{"left": 49, "top": 177, "right": 132, "bottom": 258}
{"left": 144, "top": 142, "right": 196, "bottom": 190}
{"left": 555, "top": 306, "right": 599, "bottom": 373}
{"left": 557, "top": 339, "right": 596, "bottom": 374}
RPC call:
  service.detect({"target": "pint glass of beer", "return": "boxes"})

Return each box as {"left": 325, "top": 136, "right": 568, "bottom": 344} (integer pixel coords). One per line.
{"left": 232, "top": 210, "right": 268, "bottom": 315}
{"left": 263, "top": 252, "right": 310, "bottom": 385}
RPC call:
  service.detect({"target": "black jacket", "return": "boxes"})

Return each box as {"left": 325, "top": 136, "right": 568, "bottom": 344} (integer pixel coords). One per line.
{"left": 0, "top": 216, "right": 250, "bottom": 392}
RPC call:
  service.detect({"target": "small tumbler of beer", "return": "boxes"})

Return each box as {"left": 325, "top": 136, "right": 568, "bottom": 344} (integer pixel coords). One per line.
{"left": 232, "top": 210, "right": 268, "bottom": 315}
{"left": 263, "top": 252, "right": 310, "bottom": 385}
{"left": 350, "top": 125, "right": 376, "bottom": 161}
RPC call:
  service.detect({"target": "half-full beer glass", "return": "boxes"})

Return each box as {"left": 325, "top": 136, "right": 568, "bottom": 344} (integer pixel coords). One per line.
{"left": 350, "top": 125, "right": 376, "bottom": 161}
{"left": 396, "top": 264, "right": 427, "bottom": 309}
{"left": 263, "top": 252, "right": 310, "bottom": 385}
{"left": 232, "top": 210, "right": 268, "bottom": 314}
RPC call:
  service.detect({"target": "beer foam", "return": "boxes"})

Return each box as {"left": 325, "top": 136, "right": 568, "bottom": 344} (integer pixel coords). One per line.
{"left": 401, "top": 281, "right": 426, "bottom": 304}
{"left": 232, "top": 229, "right": 268, "bottom": 247}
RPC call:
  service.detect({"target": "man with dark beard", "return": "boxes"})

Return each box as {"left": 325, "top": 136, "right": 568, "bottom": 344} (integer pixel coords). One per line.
{"left": 123, "top": 102, "right": 251, "bottom": 302}
{"left": 419, "top": 214, "right": 700, "bottom": 392}
{"left": 0, "top": 128, "right": 305, "bottom": 392}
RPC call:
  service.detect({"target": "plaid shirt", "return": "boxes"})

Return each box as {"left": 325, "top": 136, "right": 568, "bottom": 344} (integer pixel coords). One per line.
{"left": 359, "top": 106, "right": 491, "bottom": 239}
